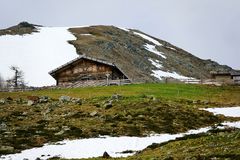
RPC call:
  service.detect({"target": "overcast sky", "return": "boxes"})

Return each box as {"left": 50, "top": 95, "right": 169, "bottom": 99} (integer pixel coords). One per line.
{"left": 1, "top": 0, "right": 240, "bottom": 69}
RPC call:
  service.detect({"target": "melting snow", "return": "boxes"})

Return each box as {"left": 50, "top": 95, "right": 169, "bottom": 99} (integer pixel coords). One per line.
{"left": 202, "top": 107, "right": 240, "bottom": 117}
{"left": 132, "top": 31, "right": 166, "bottom": 59}
{"left": 80, "top": 33, "right": 93, "bottom": 36}
{"left": 118, "top": 27, "right": 130, "bottom": 32}
{"left": 133, "top": 31, "right": 162, "bottom": 46}
{"left": 148, "top": 57, "right": 192, "bottom": 80}
{"left": 165, "top": 46, "right": 176, "bottom": 51}
{"left": 151, "top": 70, "right": 192, "bottom": 80}
{"left": 0, "top": 27, "right": 78, "bottom": 86}
{"left": 149, "top": 58, "right": 163, "bottom": 69}
{"left": 144, "top": 44, "right": 166, "bottom": 59}
{"left": 2, "top": 121, "right": 240, "bottom": 160}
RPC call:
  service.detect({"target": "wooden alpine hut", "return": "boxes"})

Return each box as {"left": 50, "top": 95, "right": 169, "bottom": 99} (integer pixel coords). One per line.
{"left": 49, "top": 55, "right": 131, "bottom": 87}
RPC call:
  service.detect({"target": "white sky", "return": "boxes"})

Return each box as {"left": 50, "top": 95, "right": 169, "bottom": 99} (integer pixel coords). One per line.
{"left": 0, "top": 0, "right": 239, "bottom": 85}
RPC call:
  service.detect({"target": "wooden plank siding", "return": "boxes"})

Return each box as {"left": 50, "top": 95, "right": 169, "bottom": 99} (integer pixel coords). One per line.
{"left": 49, "top": 56, "right": 129, "bottom": 87}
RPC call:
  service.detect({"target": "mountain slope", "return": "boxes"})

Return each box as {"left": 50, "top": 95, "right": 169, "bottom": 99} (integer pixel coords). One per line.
{"left": 68, "top": 25, "right": 234, "bottom": 82}
{"left": 0, "top": 22, "right": 236, "bottom": 85}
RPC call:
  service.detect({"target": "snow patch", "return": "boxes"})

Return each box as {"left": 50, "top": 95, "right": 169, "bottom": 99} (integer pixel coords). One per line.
{"left": 222, "top": 121, "right": 240, "bottom": 128}
{"left": 2, "top": 120, "right": 240, "bottom": 160}
{"left": 118, "top": 27, "right": 130, "bottom": 32}
{"left": 133, "top": 31, "right": 162, "bottom": 46}
{"left": 144, "top": 44, "right": 166, "bottom": 59}
{"left": 152, "top": 70, "right": 193, "bottom": 80}
{"left": 149, "top": 59, "right": 163, "bottom": 69}
{"left": 80, "top": 33, "right": 94, "bottom": 36}
{"left": 0, "top": 27, "right": 78, "bottom": 87}
{"left": 202, "top": 107, "right": 240, "bottom": 117}
{"left": 165, "top": 46, "right": 176, "bottom": 51}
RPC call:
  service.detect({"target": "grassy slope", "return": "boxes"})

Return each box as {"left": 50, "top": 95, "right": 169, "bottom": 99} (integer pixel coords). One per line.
{"left": 1, "top": 83, "right": 240, "bottom": 156}
{"left": 133, "top": 129, "right": 240, "bottom": 160}
{"left": 1, "top": 83, "right": 240, "bottom": 105}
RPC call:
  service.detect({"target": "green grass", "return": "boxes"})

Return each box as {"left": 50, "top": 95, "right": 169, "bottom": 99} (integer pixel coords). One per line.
{"left": 126, "top": 129, "right": 240, "bottom": 160}
{"left": 1, "top": 83, "right": 240, "bottom": 105}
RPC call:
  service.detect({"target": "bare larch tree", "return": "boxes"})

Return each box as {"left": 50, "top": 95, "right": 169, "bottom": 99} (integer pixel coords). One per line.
{"left": 8, "top": 66, "right": 26, "bottom": 89}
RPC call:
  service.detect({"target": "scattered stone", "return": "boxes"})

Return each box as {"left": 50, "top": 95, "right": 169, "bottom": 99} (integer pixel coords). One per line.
{"left": 6, "top": 97, "right": 13, "bottom": 101}
{"left": 111, "top": 94, "right": 122, "bottom": 100}
{"left": 62, "top": 126, "right": 70, "bottom": 131}
{"left": 193, "top": 100, "right": 201, "bottom": 104}
{"left": 102, "top": 151, "right": 111, "bottom": 158}
{"left": 0, "top": 122, "right": 7, "bottom": 131}
{"left": 27, "top": 100, "right": 35, "bottom": 106}
{"left": 59, "top": 96, "right": 71, "bottom": 103}
{"left": 71, "top": 98, "right": 82, "bottom": 105}
{"left": 0, "top": 146, "right": 14, "bottom": 154}
{"left": 55, "top": 126, "right": 70, "bottom": 136}
{"left": 147, "top": 95, "right": 156, "bottom": 101}
{"left": 22, "top": 112, "right": 28, "bottom": 116}
{"left": 90, "top": 111, "right": 98, "bottom": 117}
{"left": 127, "top": 115, "right": 133, "bottom": 120}
{"left": 54, "top": 130, "right": 65, "bottom": 136}
{"left": 138, "top": 115, "right": 145, "bottom": 118}
{"left": 39, "top": 96, "right": 50, "bottom": 103}
{"left": 104, "top": 100, "right": 113, "bottom": 109}
{"left": 0, "top": 98, "right": 5, "bottom": 105}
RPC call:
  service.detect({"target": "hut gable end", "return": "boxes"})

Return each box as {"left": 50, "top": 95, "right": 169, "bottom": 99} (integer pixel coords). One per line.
{"left": 49, "top": 55, "right": 129, "bottom": 87}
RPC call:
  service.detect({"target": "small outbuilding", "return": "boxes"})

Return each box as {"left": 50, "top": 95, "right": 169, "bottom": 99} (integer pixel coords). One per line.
{"left": 231, "top": 72, "right": 240, "bottom": 84}
{"left": 210, "top": 71, "right": 240, "bottom": 85}
{"left": 49, "top": 55, "right": 130, "bottom": 87}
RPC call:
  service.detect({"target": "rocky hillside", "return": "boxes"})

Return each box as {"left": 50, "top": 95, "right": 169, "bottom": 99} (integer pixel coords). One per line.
{"left": 0, "top": 22, "right": 40, "bottom": 36}
{"left": 0, "top": 22, "right": 235, "bottom": 83}
{"left": 68, "top": 26, "right": 235, "bottom": 82}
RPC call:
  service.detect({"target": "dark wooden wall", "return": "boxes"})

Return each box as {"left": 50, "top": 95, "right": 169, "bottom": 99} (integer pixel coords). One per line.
{"left": 55, "top": 58, "right": 126, "bottom": 86}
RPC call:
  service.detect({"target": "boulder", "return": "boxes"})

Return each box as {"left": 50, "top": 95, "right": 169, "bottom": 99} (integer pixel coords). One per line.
{"left": 104, "top": 100, "right": 113, "bottom": 109}
{"left": 0, "top": 98, "right": 5, "bottom": 105}
{"left": 111, "top": 94, "right": 122, "bottom": 100}
{"left": 102, "top": 151, "right": 111, "bottom": 158}
{"left": 54, "top": 126, "right": 70, "bottom": 136}
{"left": 6, "top": 97, "right": 13, "bottom": 101}
{"left": 39, "top": 96, "right": 50, "bottom": 103}
{"left": 54, "top": 130, "right": 65, "bottom": 136}
{"left": 59, "top": 96, "right": 71, "bottom": 103}
{"left": 0, "top": 122, "right": 7, "bottom": 131}
{"left": 71, "top": 98, "right": 82, "bottom": 105}
{"left": 90, "top": 111, "right": 98, "bottom": 117}
{"left": 27, "top": 100, "right": 35, "bottom": 106}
